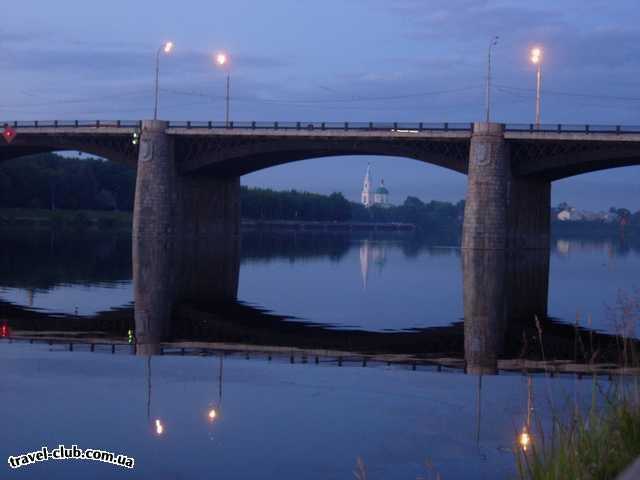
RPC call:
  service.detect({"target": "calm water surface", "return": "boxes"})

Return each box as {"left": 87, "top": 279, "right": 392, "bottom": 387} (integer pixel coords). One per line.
{"left": 0, "top": 227, "right": 636, "bottom": 479}
{"left": 2, "top": 341, "right": 604, "bottom": 480}
{"left": 1, "top": 228, "right": 637, "bottom": 333}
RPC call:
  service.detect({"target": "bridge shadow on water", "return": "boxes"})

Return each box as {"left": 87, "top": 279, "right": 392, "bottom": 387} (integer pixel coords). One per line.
{"left": 0, "top": 227, "right": 634, "bottom": 376}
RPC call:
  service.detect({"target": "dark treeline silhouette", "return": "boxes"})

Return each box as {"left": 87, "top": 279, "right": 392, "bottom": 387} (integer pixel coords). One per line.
{"left": 234, "top": 188, "right": 466, "bottom": 230}
{"left": 0, "top": 153, "right": 466, "bottom": 230}
{"left": 0, "top": 153, "right": 135, "bottom": 211}
{"left": 241, "top": 186, "right": 352, "bottom": 221}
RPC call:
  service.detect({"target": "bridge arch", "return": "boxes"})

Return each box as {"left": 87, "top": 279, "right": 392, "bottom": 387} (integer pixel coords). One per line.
{"left": 511, "top": 140, "right": 640, "bottom": 181}
{"left": 0, "top": 133, "right": 138, "bottom": 167}
{"left": 175, "top": 135, "right": 470, "bottom": 176}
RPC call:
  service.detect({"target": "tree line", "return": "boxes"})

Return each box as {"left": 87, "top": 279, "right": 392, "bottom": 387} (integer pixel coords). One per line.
{"left": 0, "top": 153, "right": 135, "bottom": 211}
{"left": 0, "top": 153, "right": 464, "bottom": 229}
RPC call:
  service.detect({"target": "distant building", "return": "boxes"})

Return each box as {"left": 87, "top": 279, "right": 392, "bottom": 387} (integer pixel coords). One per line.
{"left": 373, "top": 180, "right": 390, "bottom": 207}
{"left": 361, "top": 164, "right": 373, "bottom": 207}
{"left": 361, "top": 165, "right": 391, "bottom": 208}
{"left": 557, "top": 205, "right": 621, "bottom": 223}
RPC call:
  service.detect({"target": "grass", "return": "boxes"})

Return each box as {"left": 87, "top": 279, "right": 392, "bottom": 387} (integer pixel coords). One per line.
{"left": 516, "top": 289, "right": 640, "bottom": 480}
{"left": 516, "top": 387, "right": 640, "bottom": 480}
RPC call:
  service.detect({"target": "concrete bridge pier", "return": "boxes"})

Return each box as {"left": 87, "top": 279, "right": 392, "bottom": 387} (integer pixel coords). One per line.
{"left": 508, "top": 177, "right": 551, "bottom": 249}
{"left": 133, "top": 120, "right": 240, "bottom": 352}
{"left": 462, "top": 122, "right": 551, "bottom": 251}
{"left": 132, "top": 120, "right": 241, "bottom": 237}
{"left": 462, "top": 123, "right": 510, "bottom": 250}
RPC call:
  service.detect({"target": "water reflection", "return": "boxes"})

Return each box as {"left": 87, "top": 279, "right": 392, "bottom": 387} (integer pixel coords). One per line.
{"left": 133, "top": 233, "right": 239, "bottom": 353}
{"left": 0, "top": 228, "right": 637, "bottom": 375}
{"left": 463, "top": 249, "right": 507, "bottom": 375}
{"left": 359, "top": 239, "right": 388, "bottom": 290}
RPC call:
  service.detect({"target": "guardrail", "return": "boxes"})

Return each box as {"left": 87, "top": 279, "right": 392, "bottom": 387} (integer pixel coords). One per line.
{"left": 0, "top": 120, "right": 143, "bottom": 128}
{"left": 167, "top": 121, "right": 474, "bottom": 131}
{"left": 505, "top": 123, "right": 640, "bottom": 134}
{"left": 3, "top": 120, "right": 640, "bottom": 135}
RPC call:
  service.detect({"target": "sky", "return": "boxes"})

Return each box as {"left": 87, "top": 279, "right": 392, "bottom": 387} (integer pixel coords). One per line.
{"left": 2, "top": 0, "right": 640, "bottom": 209}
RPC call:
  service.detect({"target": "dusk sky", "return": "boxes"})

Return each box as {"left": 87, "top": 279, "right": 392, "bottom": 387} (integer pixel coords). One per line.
{"left": 2, "top": 0, "right": 640, "bottom": 209}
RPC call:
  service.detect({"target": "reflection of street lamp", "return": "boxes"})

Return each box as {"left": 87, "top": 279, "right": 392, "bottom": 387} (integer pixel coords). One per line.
{"left": 530, "top": 47, "right": 543, "bottom": 127}
{"left": 215, "top": 52, "right": 231, "bottom": 126}
{"left": 519, "top": 375, "right": 534, "bottom": 451}
{"left": 154, "top": 41, "right": 174, "bottom": 120}
{"left": 146, "top": 356, "right": 166, "bottom": 437}
{"left": 155, "top": 418, "right": 165, "bottom": 436}
{"left": 519, "top": 427, "right": 531, "bottom": 451}
{"left": 206, "top": 353, "right": 224, "bottom": 424}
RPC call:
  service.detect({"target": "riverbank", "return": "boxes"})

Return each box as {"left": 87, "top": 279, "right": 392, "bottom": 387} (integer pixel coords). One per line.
{"left": 0, "top": 208, "right": 131, "bottom": 229}
{"left": 552, "top": 220, "right": 640, "bottom": 237}
{"left": 2, "top": 208, "right": 638, "bottom": 240}
{"left": 0, "top": 208, "right": 417, "bottom": 232}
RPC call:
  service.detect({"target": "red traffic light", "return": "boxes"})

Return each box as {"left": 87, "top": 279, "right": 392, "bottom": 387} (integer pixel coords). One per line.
{"left": 2, "top": 126, "right": 16, "bottom": 144}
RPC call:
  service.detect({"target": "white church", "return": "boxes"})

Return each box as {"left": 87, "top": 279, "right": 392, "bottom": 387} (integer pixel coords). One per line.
{"left": 361, "top": 164, "right": 390, "bottom": 208}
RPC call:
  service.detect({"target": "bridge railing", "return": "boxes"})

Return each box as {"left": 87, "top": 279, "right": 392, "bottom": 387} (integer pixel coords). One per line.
{"left": 504, "top": 123, "right": 640, "bottom": 134}
{"left": 1, "top": 120, "right": 143, "bottom": 128}
{"left": 4, "top": 121, "right": 640, "bottom": 134}
{"left": 166, "top": 120, "right": 475, "bottom": 132}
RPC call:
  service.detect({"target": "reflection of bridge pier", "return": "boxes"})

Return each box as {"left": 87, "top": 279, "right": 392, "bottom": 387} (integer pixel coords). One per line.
{"left": 463, "top": 249, "right": 506, "bottom": 375}
{"left": 133, "top": 234, "right": 240, "bottom": 353}
{"left": 463, "top": 248, "right": 550, "bottom": 375}
{"left": 506, "top": 249, "right": 550, "bottom": 323}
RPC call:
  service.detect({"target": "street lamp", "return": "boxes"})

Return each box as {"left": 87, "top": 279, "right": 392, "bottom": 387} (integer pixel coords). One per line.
{"left": 215, "top": 52, "right": 231, "bottom": 126}
{"left": 530, "top": 47, "right": 543, "bottom": 127}
{"left": 153, "top": 41, "right": 174, "bottom": 120}
{"left": 485, "top": 36, "right": 499, "bottom": 123}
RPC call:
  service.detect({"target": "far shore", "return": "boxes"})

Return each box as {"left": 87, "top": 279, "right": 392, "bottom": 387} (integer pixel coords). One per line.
{"left": 1, "top": 207, "right": 638, "bottom": 237}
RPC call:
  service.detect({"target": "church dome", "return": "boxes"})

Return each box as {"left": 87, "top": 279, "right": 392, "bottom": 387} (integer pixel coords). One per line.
{"left": 375, "top": 179, "right": 389, "bottom": 195}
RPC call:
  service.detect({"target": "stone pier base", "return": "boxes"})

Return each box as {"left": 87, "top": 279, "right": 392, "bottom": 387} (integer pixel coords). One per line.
{"left": 462, "top": 123, "right": 510, "bottom": 250}
{"left": 508, "top": 177, "right": 551, "bottom": 249}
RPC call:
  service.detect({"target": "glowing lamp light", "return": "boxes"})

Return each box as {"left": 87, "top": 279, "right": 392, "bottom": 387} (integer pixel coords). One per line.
{"left": 0, "top": 324, "right": 9, "bottom": 338}
{"left": 519, "top": 428, "right": 531, "bottom": 451}
{"left": 530, "top": 47, "right": 542, "bottom": 64}
{"left": 163, "top": 41, "right": 174, "bottom": 54}
{"left": 155, "top": 419, "right": 164, "bottom": 436}
{"left": 215, "top": 52, "right": 228, "bottom": 67}
{"left": 2, "top": 126, "right": 16, "bottom": 144}
{"left": 127, "top": 329, "right": 135, "bottom": 344}
{"left": 207, "top": 408, "right": 217, "bottom": 421}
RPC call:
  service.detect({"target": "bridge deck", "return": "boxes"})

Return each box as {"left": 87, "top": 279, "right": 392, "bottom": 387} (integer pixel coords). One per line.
{"left": 4, "top": 120, "right": 640, "bottom": 142}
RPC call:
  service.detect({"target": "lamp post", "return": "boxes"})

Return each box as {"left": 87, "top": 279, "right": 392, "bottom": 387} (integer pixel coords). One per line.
{"left": 153, "top": 41, "right": 174, "bottom": 120}
{"left": 215, "top": 52, "right": 230, "bottom": 126}
{"left": 530, "top": 47, "right": 543, "bottom": 127}
{"left": 485, "top": 36, "right": 499, "bottom": 123}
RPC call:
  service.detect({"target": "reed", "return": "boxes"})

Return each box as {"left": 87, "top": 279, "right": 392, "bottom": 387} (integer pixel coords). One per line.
{"left": 516, "top": 288, "right": 640, "bottom": 480}
{"left": 516, "top": 389, "right": 640, "bottom": 480}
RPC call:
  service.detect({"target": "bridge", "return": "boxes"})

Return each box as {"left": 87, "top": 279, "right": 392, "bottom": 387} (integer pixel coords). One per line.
{"left": 3, "top": 118, "right": 640, "bottom": 372}
{"left": 3, "top": 119, "right": 640, "bottom": 251}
